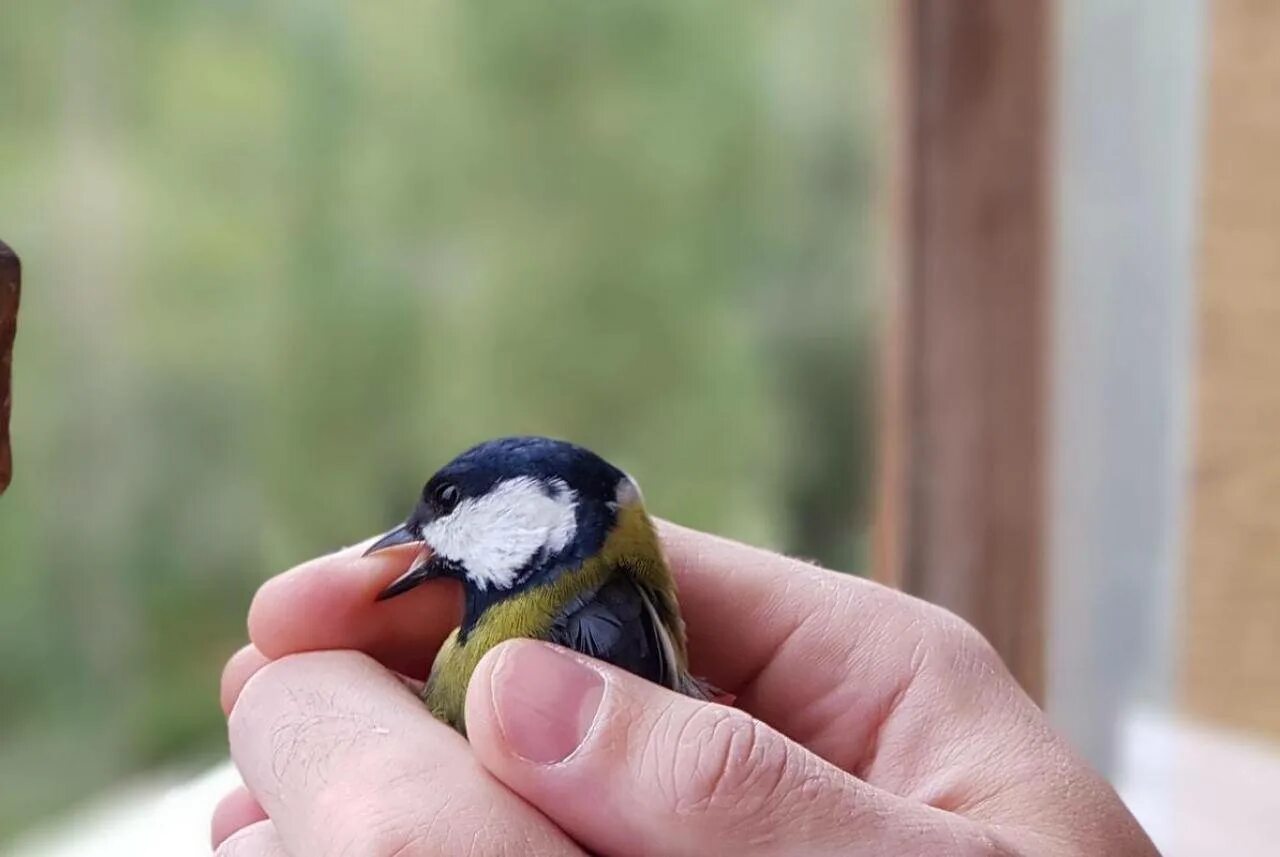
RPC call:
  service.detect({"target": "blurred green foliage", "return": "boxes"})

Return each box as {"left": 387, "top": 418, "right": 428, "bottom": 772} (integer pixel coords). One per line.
{"left": 0, "top": 0, "right": 883, "bottom": 840}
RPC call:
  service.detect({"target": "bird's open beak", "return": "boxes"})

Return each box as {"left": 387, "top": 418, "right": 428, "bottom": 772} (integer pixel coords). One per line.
{"left": 364, "top": 524, "right": 448, "bottom": 602}
{"left": 364, "top": 523, "right": 422, "bottom": 556}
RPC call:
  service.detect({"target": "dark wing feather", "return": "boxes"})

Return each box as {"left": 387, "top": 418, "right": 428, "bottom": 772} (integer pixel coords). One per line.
{"left": 549, "top": 574, "right": 670, "bottom": 689}
{"left": 637, "top": 582, "right": 718, "bottom": 700}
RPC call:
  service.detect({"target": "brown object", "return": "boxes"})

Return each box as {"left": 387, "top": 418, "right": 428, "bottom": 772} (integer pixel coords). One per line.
{"left": 0, "top": 240, "right": 18, "bottom": 494}
{"left": 875, "top": 0, "right": 1051, "bottom": 702}
{"left": 1183, "top": 0, "right": 1280, "bottom": 740}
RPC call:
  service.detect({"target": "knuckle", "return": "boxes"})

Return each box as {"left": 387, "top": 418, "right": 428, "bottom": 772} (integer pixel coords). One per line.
{"left": 229, "top": 652, "right": 389, "bottom": 793}
{"left": 310, "top": 774, "right": 529, "bottom": 857}
{"left": 335, "top": 807, "right": 521, "bottom": 857}
{"left": 336, "top": 821, "right": 417, "bottom": 857}
{"left": 659, "top": 705, "right": 792, "bottom": 816}
{"left": 311, "top": 789, "right": 428, "bottom": 857}
{"left": 921, "top": 605, "right": 1003, "bottom": 674}
{"left": 226, "top": 658, "right": 289, "bottom": 753}
{"left": 228, "top": 653, "right": 315, "bottom": 727}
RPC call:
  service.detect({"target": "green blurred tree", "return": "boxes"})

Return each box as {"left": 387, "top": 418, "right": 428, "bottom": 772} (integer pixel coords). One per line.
{"left": 0, "top": 0, "right": 882, "bottom": 840}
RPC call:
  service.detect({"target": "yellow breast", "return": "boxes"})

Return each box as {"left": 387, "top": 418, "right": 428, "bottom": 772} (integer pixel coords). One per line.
{"left": 422, "top": 558, "right": 607, "bottom": 732}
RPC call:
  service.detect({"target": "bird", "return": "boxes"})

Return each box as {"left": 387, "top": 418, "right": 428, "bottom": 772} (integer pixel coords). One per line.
{"left": 363, "top": 436, "right": 714, "bottom": 734}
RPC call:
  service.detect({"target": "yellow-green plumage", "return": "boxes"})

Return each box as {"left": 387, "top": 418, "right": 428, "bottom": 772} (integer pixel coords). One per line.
{"left": 423, "top": 499, "right": 689, "bottom": 734}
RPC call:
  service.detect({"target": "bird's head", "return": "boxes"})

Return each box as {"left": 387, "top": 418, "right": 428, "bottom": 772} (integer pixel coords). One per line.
{"left": 364, "top": 436, "right": 642, "bottom": 602}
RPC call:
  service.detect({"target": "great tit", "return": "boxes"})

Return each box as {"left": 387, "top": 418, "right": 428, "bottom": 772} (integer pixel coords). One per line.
{"left": 364, "top": 436, "right": 713, "bottom": 734}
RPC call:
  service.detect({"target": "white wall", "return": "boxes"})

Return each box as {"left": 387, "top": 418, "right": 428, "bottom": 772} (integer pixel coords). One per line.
{"left": 1048, "top": 0, "right": 1205, "bottom": 774}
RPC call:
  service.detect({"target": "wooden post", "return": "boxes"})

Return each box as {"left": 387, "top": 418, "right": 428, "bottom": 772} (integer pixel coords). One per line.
{"left": 876, "top": 1, "right": 1051, "bottom": 702}
{"left": 0, "top": 240, "right": 18, "bottom": 495}
{"left": 1183, "top": 0, "right": 1280, "bottom": 741}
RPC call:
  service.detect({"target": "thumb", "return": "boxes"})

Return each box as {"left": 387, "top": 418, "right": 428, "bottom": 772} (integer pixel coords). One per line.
{"left": 466, "top": 640, "right": 1002, "bottom": 857}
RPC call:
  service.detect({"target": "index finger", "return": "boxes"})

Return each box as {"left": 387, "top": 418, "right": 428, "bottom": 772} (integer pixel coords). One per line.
{"left": 247, "top": 538, "right": 460, "bottom": 678}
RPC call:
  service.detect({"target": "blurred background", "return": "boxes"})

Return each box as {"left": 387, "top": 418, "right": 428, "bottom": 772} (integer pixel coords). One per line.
{"left": 2, "top": 1, "right": 1279, "bottom": 856}
{"left": 0, "top": 0, "right": 883, "bottom": 849}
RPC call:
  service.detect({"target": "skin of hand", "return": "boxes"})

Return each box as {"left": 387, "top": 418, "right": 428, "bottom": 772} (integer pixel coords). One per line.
{"left": 214, "top": 522, "right": 1159, "bottom": 857}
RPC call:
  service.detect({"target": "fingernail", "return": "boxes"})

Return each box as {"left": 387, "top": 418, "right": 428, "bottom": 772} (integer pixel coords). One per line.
{"left": 491, "top": 642, "right": 605, "bottom": 764}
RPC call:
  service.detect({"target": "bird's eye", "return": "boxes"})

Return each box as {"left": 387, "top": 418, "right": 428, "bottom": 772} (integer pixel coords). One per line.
{"left": 431, "top": 482, "right": 460, "bottom": 514}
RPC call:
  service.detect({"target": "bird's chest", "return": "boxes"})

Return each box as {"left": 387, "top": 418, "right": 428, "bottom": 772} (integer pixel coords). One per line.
{"left": 423, "top": 561, "right": 611, "bottom": 734}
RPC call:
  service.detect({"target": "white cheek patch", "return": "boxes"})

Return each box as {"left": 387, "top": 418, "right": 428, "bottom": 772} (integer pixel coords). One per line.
{"left": 422, "top": 476, "right": 578, "bottom": 590}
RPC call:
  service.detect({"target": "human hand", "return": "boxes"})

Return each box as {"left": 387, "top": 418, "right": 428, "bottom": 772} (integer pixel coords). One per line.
{"left": 215, "top": 522, "right": 1158, "bottom": 856}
